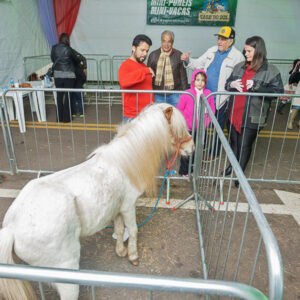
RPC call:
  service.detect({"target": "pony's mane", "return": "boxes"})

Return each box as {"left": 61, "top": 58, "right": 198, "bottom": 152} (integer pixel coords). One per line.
{"left": 90, "top": 104, "right": 189, "bottom": 196}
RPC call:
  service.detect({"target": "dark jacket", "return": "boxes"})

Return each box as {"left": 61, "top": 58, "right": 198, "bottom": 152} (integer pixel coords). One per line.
{"left": 225, "top": 61, "right": 284, "bottom": 129}
{"left": 147, "top": 48, "right": 188, "bottom": 91}
{"left": 72, "top": 48, "right": 87, "bottom": 88}
{"left": 51, "top": 42, "right": 81, "bottom": 73}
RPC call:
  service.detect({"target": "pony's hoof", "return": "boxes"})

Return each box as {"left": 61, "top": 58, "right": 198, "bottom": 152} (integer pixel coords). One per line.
{"left": 130, "top": 258, "right": 139, "bottom": 266}
{"left": 116, "top": 247, "right": 128, "bottom": 258}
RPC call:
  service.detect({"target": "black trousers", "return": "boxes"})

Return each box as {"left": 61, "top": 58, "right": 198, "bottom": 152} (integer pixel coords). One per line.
{"left": 229, "top": 124, "right": 259, "bottom": 171}
{"left": 54, "top": 78, "right": 75, "bottom": 123}
{"left": 179, "top": 131, "right": 197, "bottom": 175}
{"left": 211, "top": 104, "right": 227, "bottom": 157}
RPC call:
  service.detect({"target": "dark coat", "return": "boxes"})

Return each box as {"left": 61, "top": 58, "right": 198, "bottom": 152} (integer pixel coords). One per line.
{"left": 225, "top": 61, "right": 284, "bottom": 129}
{"left": 51, "top": 42, "right": 81, "bottom": 73}
{"left": 147, "top": 48, "right": 188, "bottom": 91}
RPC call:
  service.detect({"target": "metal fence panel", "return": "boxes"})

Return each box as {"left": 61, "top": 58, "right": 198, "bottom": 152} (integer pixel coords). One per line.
{"left": 0, "top": 99, "right": 15, "bottom": 174}
{"left": 268, "top": 59, "right": 293, "bottom": 85}
{"left": 23, "top": 55, "right": 52, "bottom": 80}
{"left": 171, "top": 93, "right": 284, "bottom": 299}
{"left": 206, "top": 91, "right": 300, "bottom": 184}
{"left": 23, "top": 54, "right": 111, "bottom": 87}
{"left": 0, "top": 88, "right": 284, "bottom": 299}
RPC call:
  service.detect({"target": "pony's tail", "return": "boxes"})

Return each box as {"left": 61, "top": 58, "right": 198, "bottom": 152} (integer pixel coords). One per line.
{"left": 0, "top": 227, "right": 37, "bottom": 300}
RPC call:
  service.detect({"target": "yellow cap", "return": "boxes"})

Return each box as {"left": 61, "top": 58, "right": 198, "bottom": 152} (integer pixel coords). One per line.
{"left": 215, "top": 26, "right": 235, "bottom": 39}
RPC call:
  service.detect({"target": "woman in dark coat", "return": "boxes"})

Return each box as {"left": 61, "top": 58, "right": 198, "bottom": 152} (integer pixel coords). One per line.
{"left": 224, "top": 36, "right": 284, "bottom": 187}
{"left": 51, "top": 33, "right": 82, "bottom": 123}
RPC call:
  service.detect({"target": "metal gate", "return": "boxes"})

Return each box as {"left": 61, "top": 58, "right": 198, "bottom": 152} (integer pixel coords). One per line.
{"left": 0, "top": 87, "right": 284, "bottom": 299}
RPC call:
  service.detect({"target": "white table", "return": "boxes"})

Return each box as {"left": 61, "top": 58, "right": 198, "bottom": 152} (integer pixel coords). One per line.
{"left": 0, "top": 81, "right": 54, "bottom": 133}
{"left": 1, "top": 81, "right": 57, "bottom": 133}
{"left": 27, "top": 81, "right": 48, "bottom": 122}
{"left": 0, "top": 89, "right": 32, "bottom": 133}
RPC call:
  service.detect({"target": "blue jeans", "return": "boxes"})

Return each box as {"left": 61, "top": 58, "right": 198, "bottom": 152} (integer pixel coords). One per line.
{"left": 154, "top": 93, "right": 180, "bottom": 107}
{"left": 71, "top": 91, "right": 83, "bottom": 115}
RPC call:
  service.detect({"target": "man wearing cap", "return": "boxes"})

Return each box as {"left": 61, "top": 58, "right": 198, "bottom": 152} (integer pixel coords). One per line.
{"left": 181, "top": 26, "right": 244, "bottom": 158}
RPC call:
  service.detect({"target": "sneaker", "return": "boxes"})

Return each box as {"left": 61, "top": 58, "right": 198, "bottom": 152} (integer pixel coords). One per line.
{"left": 182, "top": 174, "right": 189, "bottom": 178}
{"left": 79, "top": 114, "right": 84, "bottom": 118}
{"left": 72, "top": 114, "right": 76, "bottom": 118}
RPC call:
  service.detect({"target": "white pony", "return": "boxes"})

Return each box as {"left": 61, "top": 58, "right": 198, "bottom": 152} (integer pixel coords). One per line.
{"left": 0, "top": 103, "right": 194, "bottom": 300}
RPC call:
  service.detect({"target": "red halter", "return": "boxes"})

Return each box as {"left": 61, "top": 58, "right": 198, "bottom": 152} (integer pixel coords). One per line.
{"left": 165, "top": 130, "right": 193, "bottom": 171}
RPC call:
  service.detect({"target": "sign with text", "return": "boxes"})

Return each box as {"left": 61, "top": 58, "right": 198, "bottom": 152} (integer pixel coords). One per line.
{"left": 147, "top": 0, "right": 238, "bottom": 26}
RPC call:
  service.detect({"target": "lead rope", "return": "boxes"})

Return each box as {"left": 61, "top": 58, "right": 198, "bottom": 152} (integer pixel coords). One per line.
{"left": 107, "top": 169, "right": 169, "bottom": 233}
{"left": 109, "top": 133, "right": 192, "bottom": 233}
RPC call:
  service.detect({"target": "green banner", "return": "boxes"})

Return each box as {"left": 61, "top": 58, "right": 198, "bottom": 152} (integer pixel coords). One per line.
{"left": 147, "top": 0, "right": 238, "bottom": 26}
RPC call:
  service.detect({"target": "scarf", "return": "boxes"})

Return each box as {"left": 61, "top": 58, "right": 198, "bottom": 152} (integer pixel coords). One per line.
{"left": 229, "top": 65, "right": 257, "bottom": 133}
{"left": 195, "top": 87, "right": 204, "bottom": 118}
{"left": 154, "top": 48, "right": 174, "bottom": 90}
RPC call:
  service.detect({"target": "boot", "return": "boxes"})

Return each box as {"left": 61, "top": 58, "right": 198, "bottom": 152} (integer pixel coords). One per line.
{"left": 277, "top": 102, "right": 285, "bottom": 115}
{"left": 288, "top": 109, "right": 298, "bottom": 130}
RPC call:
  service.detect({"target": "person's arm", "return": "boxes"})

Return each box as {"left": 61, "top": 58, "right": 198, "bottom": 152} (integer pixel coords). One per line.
{"left": 118, "top": 63, "right": 151, "bottom": 88}
{"left": 179, "top": 57, "right": 188, "bottom": 90}
{"left": 147, "top": 52, "right": 154, "bottom": 70}
{"left": 249, "top": 66, "right": 284, "bottom": 94}
{"left": 225, "top": 67, "right": 241, "bottom": 92}
{"left": 80, "top": 54, "right": 87, "bottom": 70}
{"left": 69, "top": 47, "right": 82, "bottom": 64}
{"left": 146, "top": 52, "right": 156, "bottom": 79}
{"left": 50, "top": 47, "right": 55, "bottom": 63}
{"left": 185, "top": 49, "right": 210, "bottom": 70}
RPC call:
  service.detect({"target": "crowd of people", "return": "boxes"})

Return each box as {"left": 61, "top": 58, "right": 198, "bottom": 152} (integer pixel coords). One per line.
{"left": 50, "top": 27, "right": 298, "bottom": 184}
{"left": 117, "top": 26, "right": 292, "bottom": 184}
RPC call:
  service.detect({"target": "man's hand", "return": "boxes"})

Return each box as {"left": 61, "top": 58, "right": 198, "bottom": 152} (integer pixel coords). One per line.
{"left": 83, "top": 69, "right": 87, "bottom": 75}
{"left": 149, "top": 67, "right": 155, "bottom": 77}
{"left": 230, "top": 79, "right": 244, "bottom": 92}
{"left": 181, "top": 51, "right": 191, "bottom": 62}
{"left": 246, "top": 79, "right": 254, "bottom": 90}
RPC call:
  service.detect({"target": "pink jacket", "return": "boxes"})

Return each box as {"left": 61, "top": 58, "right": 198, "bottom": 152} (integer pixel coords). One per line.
{"left": 177, "top": 69, "right": 215, "bottom": 131}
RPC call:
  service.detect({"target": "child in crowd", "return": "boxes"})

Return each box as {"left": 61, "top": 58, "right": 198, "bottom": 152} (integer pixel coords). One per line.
{"left": 177, "top": 69, "right": 215, "bottom": 176}
{"left": 71, "top": 49, "right": 87, "bottom": 118}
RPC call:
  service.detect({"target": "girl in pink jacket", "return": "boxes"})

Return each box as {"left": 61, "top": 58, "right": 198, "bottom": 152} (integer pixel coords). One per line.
{"left": 177, "top": 69, "right": 215, "bottom": 176}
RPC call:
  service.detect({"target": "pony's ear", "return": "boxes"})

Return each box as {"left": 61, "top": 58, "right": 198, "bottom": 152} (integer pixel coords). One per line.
{"left": 164, "top": 107, "right": 173, "bottom": 124}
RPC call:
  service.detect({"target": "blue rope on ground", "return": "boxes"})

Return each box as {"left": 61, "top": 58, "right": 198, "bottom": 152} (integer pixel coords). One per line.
{"left": 106, "top": 169, "right": 173, "bottom": 229}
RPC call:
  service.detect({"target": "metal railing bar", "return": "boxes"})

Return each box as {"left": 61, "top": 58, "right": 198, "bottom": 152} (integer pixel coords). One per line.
{"left": 0, "top": 264, "right": 268, "bottom": 300}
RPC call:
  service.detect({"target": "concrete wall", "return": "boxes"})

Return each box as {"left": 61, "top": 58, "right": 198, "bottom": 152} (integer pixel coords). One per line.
{"left": 1, "top": 0, "right": 299, "bottom": 86}
{"left": 71, "top": 0, "right": 300, "bottom": 60}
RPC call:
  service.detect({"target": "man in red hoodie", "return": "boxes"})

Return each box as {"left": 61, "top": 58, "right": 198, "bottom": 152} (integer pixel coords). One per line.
{"left": 118, "top": 34, "right": 154, "bottom": 122}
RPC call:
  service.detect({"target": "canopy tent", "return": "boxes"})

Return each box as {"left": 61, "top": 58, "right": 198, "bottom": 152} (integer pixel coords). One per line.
{"left": 1, "top": 0, "right": 300, "bottom": 88}
{"left": 0, "top": 0, "right": 81, "bottom": 87}
{"left": 0, "top": 0, "right": 49, "bottom": 87}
